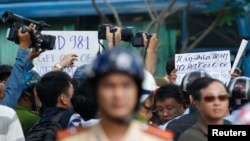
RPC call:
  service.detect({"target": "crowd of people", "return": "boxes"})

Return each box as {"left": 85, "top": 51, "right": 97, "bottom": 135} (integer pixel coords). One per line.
{"left": 0, "top": 23, "right": 250, "bottom": 141}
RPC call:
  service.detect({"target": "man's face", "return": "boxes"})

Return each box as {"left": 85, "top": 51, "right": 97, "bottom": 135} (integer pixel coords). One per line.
{"left": 156, "top": 98, "right": 182, "bottom": 123}
{"left": 97, "top": 72, "right": 138, "bottom": 119}
{"left": 197, "top": 81, "right": 229, "bottom": 120}
{"left": 0, "top": 83, "right": 5, "bottom": 102}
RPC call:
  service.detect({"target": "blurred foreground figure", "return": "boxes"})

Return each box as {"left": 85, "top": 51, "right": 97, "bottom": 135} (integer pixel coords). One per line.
{"left": 57, "top": 47, "right": 173, "bottom": 141}
{"left": 0, "top": 105, "right": 25, "bottom": 141}
{"left": 234, "top": 102, "right": 250, "bottom": 124}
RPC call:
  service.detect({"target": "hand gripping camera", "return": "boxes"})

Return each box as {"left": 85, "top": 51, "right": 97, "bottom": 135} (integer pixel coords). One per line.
{"left": 131, "top": 32, "right": 152, "bottom": 47}
{"left": 2, "top": 11, "right": 56, "bottom": 50}
{"left": 98, "top": 24, "right": 133, "bottom": 42}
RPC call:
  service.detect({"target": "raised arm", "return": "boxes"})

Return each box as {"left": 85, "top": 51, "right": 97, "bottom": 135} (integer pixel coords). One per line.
{"left": 1, "top": 24, "right": 44, "bottom": 108}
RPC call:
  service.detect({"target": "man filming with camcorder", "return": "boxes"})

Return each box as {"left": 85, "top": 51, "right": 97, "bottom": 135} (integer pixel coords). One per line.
{"left": 1, "top": 11, "right": 54, "bottom": 109}
{"left": 2, "top": 11, "right": 56, "bottom": 50}
{"left": 1, "top": 22, "right": 45, "bottom": 109}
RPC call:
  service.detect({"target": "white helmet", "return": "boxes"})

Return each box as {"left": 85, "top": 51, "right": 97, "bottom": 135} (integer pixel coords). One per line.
{"left": 140, "top": 69, "right": 157, "bottom": 103}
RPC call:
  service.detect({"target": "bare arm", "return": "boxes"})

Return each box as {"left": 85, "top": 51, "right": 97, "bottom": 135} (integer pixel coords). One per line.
{"left": 144, "top": 33, "right": 158, "bottom": 74}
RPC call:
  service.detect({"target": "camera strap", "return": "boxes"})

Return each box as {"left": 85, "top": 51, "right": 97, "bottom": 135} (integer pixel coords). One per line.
{"left": 112, "top": 32, "right": 116, "bottom": 47}
{"left": 143, "top": 39, "right": 150, "bottom": 61}
{"left": 97, "top": 39, "right": 105, "bottom": 57}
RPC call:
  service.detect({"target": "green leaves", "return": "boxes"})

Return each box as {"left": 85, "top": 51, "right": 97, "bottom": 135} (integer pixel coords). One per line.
{"left": 217, "top": 0, "right": 248, "bottom": 27}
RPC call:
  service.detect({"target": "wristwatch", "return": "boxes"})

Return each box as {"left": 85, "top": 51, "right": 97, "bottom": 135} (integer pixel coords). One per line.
{"left": 54, "top": 63, "right": 63, "bottom": 71}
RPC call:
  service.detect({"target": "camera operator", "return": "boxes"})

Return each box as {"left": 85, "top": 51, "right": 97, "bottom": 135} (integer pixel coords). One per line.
{"left": 1, "top": 23, "right": 45, "bottom": 109}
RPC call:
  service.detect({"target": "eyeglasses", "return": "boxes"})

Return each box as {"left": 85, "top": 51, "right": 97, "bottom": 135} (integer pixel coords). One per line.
{"left": 155, "top": 104, "right": 181, "bottom": 114}
{"left": 203, "top": 95, "right": 229, "bottom": 103}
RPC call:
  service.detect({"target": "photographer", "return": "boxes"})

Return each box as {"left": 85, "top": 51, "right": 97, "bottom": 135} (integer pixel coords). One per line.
{"left": 104, "top": 25, "right": 158, "bottom": 74}
{"left": 1, "top": 23, "right": 45, "bottom": 109}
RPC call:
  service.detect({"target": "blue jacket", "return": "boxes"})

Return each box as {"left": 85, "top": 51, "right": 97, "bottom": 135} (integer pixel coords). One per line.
{"left": 1, "top": 48, "right": 33, "bottom": 109}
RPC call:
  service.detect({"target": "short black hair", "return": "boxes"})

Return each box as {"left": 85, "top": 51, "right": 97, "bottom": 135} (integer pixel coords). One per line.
{"left": 166, "top": 57, "right": 175, "bottom": 75}
{"left": 0, "top": 64, "right": 13, "bottom": 82}
{"left": 190, "top": 77, "right": 229, "bottom": 101}
{"left": 36, "top": 71, "right": 73, "bottom": 108}
{"left": 154, "top": 84, "right": 183, "bottom": 104}
{"left": 71, "top": 82, "right": 98, "bottom": 120}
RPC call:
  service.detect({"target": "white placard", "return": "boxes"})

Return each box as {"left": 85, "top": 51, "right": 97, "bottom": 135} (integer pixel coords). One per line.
{"left": 175, "top": 50, "right": 231, "bottom": 85}
{"left": 32, "top": 31, "right": 102, "bottom": 77}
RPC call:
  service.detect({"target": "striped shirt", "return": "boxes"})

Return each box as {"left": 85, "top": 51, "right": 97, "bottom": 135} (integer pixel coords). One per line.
{"left": 0, "top": 105, "right": 25, "bottom": 141}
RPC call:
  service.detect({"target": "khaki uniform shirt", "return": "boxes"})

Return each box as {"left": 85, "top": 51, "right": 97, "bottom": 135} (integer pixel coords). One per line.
{"left": 57, "top": 120, "right": 173, "bottom": 141}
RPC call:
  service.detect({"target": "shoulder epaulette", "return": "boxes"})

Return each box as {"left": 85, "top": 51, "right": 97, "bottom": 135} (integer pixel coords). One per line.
{"left": 56, "top": 126, "right": 84, "bottom": 140}
{"left": 141, "top": 124, "right": 174, "bottom": 140}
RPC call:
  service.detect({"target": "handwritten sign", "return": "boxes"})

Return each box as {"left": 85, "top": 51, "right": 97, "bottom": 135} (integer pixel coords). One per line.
{"left": 175, "top": 50, "right": 231, "bottom": 85}
{"left": 32, "top": 31, "right": 102, "bottom": 77}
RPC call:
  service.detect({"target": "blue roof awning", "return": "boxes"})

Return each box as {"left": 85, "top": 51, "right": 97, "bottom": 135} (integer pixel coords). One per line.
{"left": 0, "top": 0, "right": 224, "bottom": 19}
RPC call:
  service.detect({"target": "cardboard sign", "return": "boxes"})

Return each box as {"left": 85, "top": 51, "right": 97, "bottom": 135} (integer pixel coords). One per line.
{"left": 32, "top": 31, "right": 102, "bottom": 77}
{"left": 175, "top": 50, "right": 231, "bottom": 85}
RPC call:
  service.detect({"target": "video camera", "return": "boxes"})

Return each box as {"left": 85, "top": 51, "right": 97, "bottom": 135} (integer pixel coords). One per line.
{"left": 2, "top": 11, "right": 56, "bottom": 50}
{"left": 98, "top": 24, "right": 133, "bottom": 42}
{"left": 131, "top": 32, "right": 152, "bottom": 47}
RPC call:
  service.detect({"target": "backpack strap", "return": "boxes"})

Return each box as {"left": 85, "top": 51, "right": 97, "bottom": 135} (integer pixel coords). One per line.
{"left": 26, "top": 110, "right": 67, "bottom": 141}
{"left": 51, "top": 110, "right": 67, "bottom": 122}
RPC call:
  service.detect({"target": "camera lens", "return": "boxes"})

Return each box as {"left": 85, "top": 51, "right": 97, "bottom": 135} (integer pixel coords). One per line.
{"left": 40, "top": 35, "right": 56, "bottom": 50}
{"left": 121, "top": 27, "right": 133, "bottom": 42}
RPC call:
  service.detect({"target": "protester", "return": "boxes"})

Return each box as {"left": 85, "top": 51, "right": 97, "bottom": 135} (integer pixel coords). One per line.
{"left": 16, "top": 70, "right": 41, "bottom": 137}
{"left": 225, "top": 76, "right": 250, "bottom": 122}
{"left": 67, "top": 64, "right": 99, "bottom": 128}
{"left": 0, "top": 64, "right": 13, "bottom": 84}
{"left": 68, "top": 84, "right": 99, "bottom": 128}
{"left": 164, "top": 58, "right": 177, "bottom": 84}
{"left": 25, "top": 71, "right": 75, "bottom": 141}
{"left": 0, "top": 105, "right": 25, "bottom": 141}
{"left": 137, "top": 69, "right": 158, "bottom": 123}
{"left": 178, "top": 77, "right": 231, "bottom": 141}
{"left": 71, "top": 64, "right": 89, "bottom": 87}
{"left": 57, "top": 47, "right": 174, "bottom": 141}
{"left": 180, "top": 70, "right": 212, "bottom": 111}
{"left": 0, "top": 83, "right": 5, "bottom": 101}
{"left": 0, "top": 65, "right": 11, "bottom": 101}
{"left": 1, "top": 23, "right": 44, "bottom": 109}
{"left": 166, "top": 70, "right": 211, "bottom": 141}
{"left": 154, "top": 84, "right": 185, "bottom": 130}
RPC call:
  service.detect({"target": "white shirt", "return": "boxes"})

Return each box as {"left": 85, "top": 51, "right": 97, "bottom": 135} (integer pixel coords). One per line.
{"left": 0, "top": 105, "right": 25, "bottom": 141}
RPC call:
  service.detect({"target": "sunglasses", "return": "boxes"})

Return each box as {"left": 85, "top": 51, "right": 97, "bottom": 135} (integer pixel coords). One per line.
{"left": 203, "top": 95, "right": 229, "bottom": 103}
